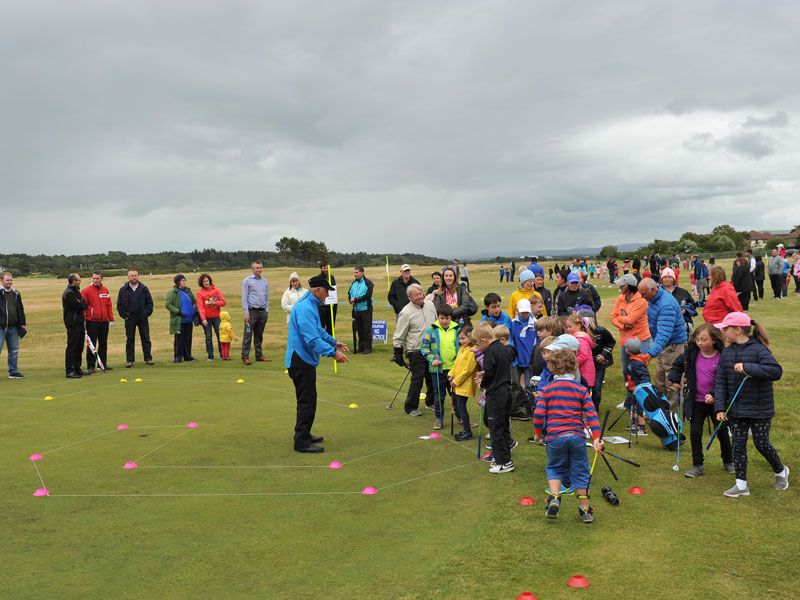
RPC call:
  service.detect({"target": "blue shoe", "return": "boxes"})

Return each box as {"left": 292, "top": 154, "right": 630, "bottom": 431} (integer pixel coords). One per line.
{"left": 544, "top": 485, "right": 574, "bottom": 495}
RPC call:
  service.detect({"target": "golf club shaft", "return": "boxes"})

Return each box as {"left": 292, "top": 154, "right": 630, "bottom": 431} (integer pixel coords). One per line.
{"left": 706, "top": 376, "right": 748, "bottom": 450}
{"left": 605, "top": 451, "right": 641, "bottom": 467}
{"left": 387, "top": 368, "right": 411, "bottom": 409}
{"left": 601, "top": 453, "right": 619, "bottom": 481}
{"left": 607, "top": 408, "right": 626, "bottom": 432}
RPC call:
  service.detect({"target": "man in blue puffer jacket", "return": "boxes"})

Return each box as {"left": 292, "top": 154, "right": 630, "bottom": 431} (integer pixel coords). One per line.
{"left": 638, "top": 278, "right": 687, "bottom": 410}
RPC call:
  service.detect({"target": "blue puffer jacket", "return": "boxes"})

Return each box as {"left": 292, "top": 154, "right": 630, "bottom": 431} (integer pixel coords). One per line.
{"left": 647, "top": 287, "right": 687, "bottom": 356}
{"left": 713, "top": 338, "right": 782, "bottom": 419}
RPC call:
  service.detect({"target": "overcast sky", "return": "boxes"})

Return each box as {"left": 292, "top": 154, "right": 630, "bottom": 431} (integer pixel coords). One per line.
{"left": 2, "top": 0, "right": 799, "bottom": 257}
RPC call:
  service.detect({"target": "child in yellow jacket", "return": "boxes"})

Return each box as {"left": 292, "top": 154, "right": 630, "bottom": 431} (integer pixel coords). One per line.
{"left": 219, "top": 311, "right": 234, "bottom": 360}
{"left": 449, "top": 324, "right": 478, "bottom": 441}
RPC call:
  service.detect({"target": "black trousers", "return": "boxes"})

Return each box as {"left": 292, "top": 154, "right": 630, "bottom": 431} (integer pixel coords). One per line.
{"left": 755, "top": 278, "right": 764, "bottom": 300}
{"left": 65, "top": 323, "right": 85, "bottom": 374}
{"left": 769, "top": 273, "right": 782, "bottom": 299}
{"left": 404, "top": 350, "right": 433, "bottom": 413}
{"left": 289, "top": 352, "right": 318, "bottom": 449}
{"left": 486, "top": 388, "right": 513, "bottom": 464}
{"left": 242, "top": 308, "right": 267, "bottom": 359}
{"left": 173, "top": 322, "right": 194, "bottom": 360}
{"left": 453, "top": 394, "right": 471, "bottom": 433}
{"left": 738, "top": 291, "right": 751, "bottom": 311}
{"left": 124, "top": 316, "right": 152, "bottom": 362}
{"left": 85, "top": 321, "right": 109, "bottom": 369}
{"left": 352, "top": 309, "right": 372, "bottom": 353}
{"left": 689, "top": 401, "right": 732, "bottom": 467}
{"left": 320, "top": 303, "right": 338, "bottom": 336}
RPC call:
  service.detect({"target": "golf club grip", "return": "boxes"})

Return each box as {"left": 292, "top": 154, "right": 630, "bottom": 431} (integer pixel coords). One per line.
{"left": 601, "top": 453, "right": 619, "bottom": 481}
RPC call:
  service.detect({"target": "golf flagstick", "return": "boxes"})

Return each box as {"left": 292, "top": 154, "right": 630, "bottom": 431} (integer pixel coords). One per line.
{"left": 85, "top": 333, "right": 105, "bottom": 371}
{"left": 327, "top": 266, "right": 337, "bottom": 374}
{"left": 706, "top": 375, "right": 749, "bottom": 450}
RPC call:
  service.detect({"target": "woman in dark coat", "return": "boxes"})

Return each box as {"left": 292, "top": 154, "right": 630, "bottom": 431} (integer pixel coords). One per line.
{"left": 432, "top": 266, "right": 477, "bottom": 326}
{"left": 731, "top": 257, "right": 754, "bottom": 311}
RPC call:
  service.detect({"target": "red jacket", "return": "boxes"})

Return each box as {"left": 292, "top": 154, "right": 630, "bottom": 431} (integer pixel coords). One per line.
{"left": 196, "top": 286, "right": 227, "bottom": 321}
{"left": 702, "top": 281, "right": 742, "bottom": 324}
{"left": 81, "top": 284, "right": 115, "bottom": 322}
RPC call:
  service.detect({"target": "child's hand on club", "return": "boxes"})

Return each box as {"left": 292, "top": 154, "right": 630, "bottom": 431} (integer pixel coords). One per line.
{"left": 704, "top": 394, "right": 714, "bottom": 404}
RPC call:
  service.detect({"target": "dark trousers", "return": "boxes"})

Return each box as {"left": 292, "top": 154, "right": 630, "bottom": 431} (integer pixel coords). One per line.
{"left": 453, "top": 394, "right": 471, "bottom": 433}
{"left": 124, "top": 316, "right": 152, "bottom": 362}
{"left": 320, "top": 303, "right": 338, "bottom": 336}
{"left": 486, "top": 388, "right": 513, "bottom": 464}
{"left": 65, "top": 323, "right": 85, "bottom": 374}
{"left": 755, "top": 278, "right": 765, "bottom": 300}
{"left": 352, "top": 309, "right": 372, "bottom": 353}
{"left": 689, "top": 402, "right": 732, "bottom": 467}
{"left": 738, "top": 291, "right": 750, "bottom": 311}
{"left": 289, "top": 352, "right": 317, "bottom": 449}
{"left": 242, "top": 308, "right": 267, "bottom": 359}
{"left": 202, "top": 317, "right": 221, "bottom": 359}
{"left": 511, "top": 366, "right": 533, "bottom": 417}
{"left": 769, "top": 273, "right": 782, "bottom": 299}
{"left": 728, "top": 416, "right": 784, "bottom": 481}
{"left": 592, "top": 364, "right": 606, "bottom": 410}
{"left": 430, "top": 368, "right": 450, "bottom": 420}
{"left": 85, "top": 321, "right": 109, "bottom": 369}
{"left": 173, "top": 322, "right": 193, "bottom": 360}
{"left": 404, "top": 351, "right": 433, "bottom": 413}
{"left": 461, "top": 277, "right": 470, "bottom": 292}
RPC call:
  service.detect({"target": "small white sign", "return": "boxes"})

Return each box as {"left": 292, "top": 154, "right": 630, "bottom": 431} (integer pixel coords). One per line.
{"left": 325, "top": 286, "right": 338, "bottom": 305}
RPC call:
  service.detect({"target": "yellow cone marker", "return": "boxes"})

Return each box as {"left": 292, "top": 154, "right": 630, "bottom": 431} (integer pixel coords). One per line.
{"left": 236, "top": 378, "right": 245, "bottom": 383}
{"left": 134, "top": 378, "right": 143, "bottom": 383}
{"left": 348, "top": 403, "right": 358, "bottom": 409}
{"left": 283, "top": 369, "right": 289, "bottom": 374}
{"left": 119, "top": 378, "right": 128, "bottom": 383}
{"left": 43, "top": 395, "right": 54, "bottom": 401}
{"left": 419, "top": 392, "right": 427, "bottom": 401}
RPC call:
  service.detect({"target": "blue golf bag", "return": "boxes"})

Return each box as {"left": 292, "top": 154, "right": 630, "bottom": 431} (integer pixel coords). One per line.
{"left": 633, "top": 382, "right": 681, "bottom": 450}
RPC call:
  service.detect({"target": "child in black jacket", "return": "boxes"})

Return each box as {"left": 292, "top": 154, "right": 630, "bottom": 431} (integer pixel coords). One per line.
{"left": 713, "top": 313, "right": 787, "bottom": 497}
{"left": 476, "top": 322, "right": 516, "bottom": 474}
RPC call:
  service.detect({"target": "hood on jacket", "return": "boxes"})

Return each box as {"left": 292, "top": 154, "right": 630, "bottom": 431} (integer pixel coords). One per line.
{"left": 220, "top": 311, "right": 231, "bottom": 322}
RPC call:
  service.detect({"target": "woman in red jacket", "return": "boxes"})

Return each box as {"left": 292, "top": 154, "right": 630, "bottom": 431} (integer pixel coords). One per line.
{"left": 702, "top": 266, "right": 742, "bottom": 324}
{"left": 196, "top": 274, "right": 227, "bottom": 360}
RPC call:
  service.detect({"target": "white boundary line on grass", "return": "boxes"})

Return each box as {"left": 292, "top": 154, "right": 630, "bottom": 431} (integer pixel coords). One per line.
{"left": 43, "top": 430, "right": 118, "bottom": 455}
{"left": 134, "top": 429, "right": 193, "bottom": 462}
{"left": 32, "top": 461, "right": 47, "bottom": 489}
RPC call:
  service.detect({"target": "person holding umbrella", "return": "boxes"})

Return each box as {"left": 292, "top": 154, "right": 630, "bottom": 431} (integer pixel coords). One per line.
{"left": 286, "top": 274, "right": 349, "bottom": 453}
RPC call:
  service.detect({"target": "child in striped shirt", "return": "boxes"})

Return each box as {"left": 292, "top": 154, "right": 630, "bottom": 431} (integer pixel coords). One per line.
{"left": 534, "top": 336, "right": 604, "bottom": 523}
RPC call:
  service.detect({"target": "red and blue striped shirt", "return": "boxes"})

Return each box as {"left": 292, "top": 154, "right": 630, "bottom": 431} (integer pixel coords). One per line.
{"left": 533, "top": 376, "right": 601, "bottom": 441}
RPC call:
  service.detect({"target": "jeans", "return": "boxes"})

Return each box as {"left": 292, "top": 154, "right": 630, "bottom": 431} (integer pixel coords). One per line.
{"left": 242, "top": 308, "right": 267, "bottom": 359}
{"left": 202, "top": 317, "right": 221, "bottom": 359}
{"left": 0, "top": 326, "right": 20, "bottom": 373}
{"left": 545, "top": 434, "right": 591, "bottom": 490}
{"left": 288, "top": 351, "right": 318, "bottom": 449}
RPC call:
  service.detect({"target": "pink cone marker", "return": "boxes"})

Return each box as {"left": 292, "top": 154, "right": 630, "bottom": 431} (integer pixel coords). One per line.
{"left": 429, "top": 432, "right": 441, "bottom": 439}
{"left": 33, "top": 488, "right": 49, "bottom": 497}
{"left": 117, "top": 424, "right": 129, "bottom": 431}
{"left": 29, "top": 453, "right": 43, "bottom": 461}
{"left": 361, "top": 486, "right": 378, "bottom": 495}
{"left": 328, "top": 461, "right": 343, "bottom": 469}
{"left": 123, "top": 461, "right": 138, "bottom": 470}
{"left": 187, "top": 422, "right": 199, "bottom": 429}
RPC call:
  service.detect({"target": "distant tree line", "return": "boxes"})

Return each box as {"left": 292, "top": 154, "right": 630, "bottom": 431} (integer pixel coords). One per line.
{"left": 598, "top": 224, "right": 755, "bottom": 259}
{"left": 0, "top": 239, "right": 445, "bottom": 278}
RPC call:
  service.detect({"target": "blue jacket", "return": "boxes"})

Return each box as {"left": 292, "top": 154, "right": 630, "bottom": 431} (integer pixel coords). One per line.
{"left": 285, "top": 291, "right": 337, "bottom": 368}
{"left": 510, "top": 316, "right": 537, "bottom": 368}
{"left": 528, "top": 263, "right": 545, "bottom": 278}
{"left": 646, "top": 287, "right": 687, "bottom": 357}
{"left": 480, "top": 309, "right": 513, "bottom": 330}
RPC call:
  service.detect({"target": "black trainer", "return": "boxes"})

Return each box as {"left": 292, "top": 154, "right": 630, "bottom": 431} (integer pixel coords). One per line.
{"left": 295, "top": 443, "right": 324, "bottom": 454}
{"left": 546, "top": 495, "right": 560, "bottom": 519}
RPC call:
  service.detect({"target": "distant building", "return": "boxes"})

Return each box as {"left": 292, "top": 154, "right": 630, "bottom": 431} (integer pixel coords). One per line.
{"left": 749, "top": 229, "right": 791, "bottom": 249}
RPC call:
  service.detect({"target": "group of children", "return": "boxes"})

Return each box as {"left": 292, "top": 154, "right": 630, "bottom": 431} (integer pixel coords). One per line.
{"left": 419, "top": 284, "right": 789, "bottom": 523}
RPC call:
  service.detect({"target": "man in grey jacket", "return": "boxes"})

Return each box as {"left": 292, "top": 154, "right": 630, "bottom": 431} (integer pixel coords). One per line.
{"left": 392, "top": 284, "right": 437, "bottom": 416}
{"left": 768, "top": 249, "right": 784, "bottom": 300}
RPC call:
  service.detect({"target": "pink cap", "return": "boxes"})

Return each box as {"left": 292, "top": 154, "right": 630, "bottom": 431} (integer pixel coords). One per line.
{"left": 660, "top": 267, "right": 676, "bottom": 280}
{"left": 714, "top": 311, "right": 752, "bottom": 329}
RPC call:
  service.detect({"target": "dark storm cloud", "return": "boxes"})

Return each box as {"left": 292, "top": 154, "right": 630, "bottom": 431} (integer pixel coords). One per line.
{"left": 1, "top": 0, "right": 799, "bottom": 256}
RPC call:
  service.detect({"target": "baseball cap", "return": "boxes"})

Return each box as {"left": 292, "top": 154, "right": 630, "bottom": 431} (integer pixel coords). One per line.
{"left": 623, "top": 337, "right": 641, "bottom": 354}
{"left": 545, "top": 334, "right": 580, "bottom": 352}
{"left": 516, "top": 299, "right": 532, "bottom": 314}
{"left": 614, "top": 274, "right": 638, "bottom": 287}
{"left": 308, "top": 274, "right": 334, "bottom": 291}
{"left": 566, "top": 272, "right": 581, "bottom": 284}
{"left": 401, "top": 264, "right": 411, "bottom": 271}
{"left": 714, "top": 311, "right": 753, "bottom": 329}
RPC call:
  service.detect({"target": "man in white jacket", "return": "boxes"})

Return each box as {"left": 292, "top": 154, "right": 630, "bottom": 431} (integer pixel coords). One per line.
{"left": 392, "top": 284, "right": 436, "bottom": 416}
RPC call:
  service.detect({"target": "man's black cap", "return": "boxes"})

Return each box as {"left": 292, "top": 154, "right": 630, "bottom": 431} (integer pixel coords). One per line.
{"left": 308, "top": 274, "right": 334, "bottom": 290}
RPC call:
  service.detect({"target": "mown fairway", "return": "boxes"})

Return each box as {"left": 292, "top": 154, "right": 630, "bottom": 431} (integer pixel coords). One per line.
{"left": 2, "top": 264, "right": 798, "bottom": 599}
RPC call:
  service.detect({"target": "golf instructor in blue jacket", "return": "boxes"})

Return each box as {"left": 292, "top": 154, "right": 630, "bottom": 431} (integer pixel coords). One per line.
{"left": 638, "top": 277, "right": 688, "bottom": 410}
{"left": 286, "top": 274, "right": 349, "bottom": 453}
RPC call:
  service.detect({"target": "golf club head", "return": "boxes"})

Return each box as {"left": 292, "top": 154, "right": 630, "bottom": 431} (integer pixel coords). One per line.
{"left": 672, "top": 465, "right": 680, "bottom": 472}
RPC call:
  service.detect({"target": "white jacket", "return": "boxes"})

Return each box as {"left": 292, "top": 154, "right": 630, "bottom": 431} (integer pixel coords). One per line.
{"left": 393, "top": 299, "right": 436, "bottom": 352}
{"left": 281, "top": 287, "right": 305, "bottom": 322}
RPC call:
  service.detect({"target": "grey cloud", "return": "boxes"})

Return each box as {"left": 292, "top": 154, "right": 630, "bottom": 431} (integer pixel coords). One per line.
{"left": 743, "top": 111, "right": 790, "bottom": 129}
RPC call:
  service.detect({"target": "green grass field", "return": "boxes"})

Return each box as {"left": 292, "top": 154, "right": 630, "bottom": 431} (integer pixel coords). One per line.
{"left": 2, "top": 264, "right": 798, "bottom": 599}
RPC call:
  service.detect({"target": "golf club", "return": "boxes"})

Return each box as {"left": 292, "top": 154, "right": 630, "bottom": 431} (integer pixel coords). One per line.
{"left": 601, "top": 453, "right": 619, "bottom": 481}
{"left": 605, "top": 450, "right": 641, "bottom": 468}
{"left": 706, "top": 375, "right": 749, "bottom": 450}
{"left": 386, "top": 367, "right": 411, "bottom": 410}
{"left": 672, "top": 389, "right": 683, "bottom": 472}
{"left": 606, "top": 407, "right": 627, "bottom": 432}
{"left": 85, "top": 333, "right": 105, "bottom": 371}
{"left": 588, "top": 410, "right": 611, "bottom": 490}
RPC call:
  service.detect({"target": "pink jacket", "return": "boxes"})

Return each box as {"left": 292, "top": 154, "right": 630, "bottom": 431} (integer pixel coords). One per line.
{"left": 575, "top": 331, "right": 596, "bottom": 388}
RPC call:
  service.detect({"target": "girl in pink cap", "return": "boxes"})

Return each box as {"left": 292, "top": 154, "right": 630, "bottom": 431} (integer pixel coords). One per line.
{"left": 713, "top": 312, "right": 788, "bottom": 497}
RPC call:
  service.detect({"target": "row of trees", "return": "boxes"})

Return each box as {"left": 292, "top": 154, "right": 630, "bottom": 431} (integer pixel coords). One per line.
{"left": 598, "top": 224, "right": 795, "bottom": 259}
{"left": 0, "top": 239, "right": 445, "bottom": 277}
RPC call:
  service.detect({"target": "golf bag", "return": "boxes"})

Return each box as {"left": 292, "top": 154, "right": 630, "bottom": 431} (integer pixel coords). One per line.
{"left": 632, "top": 382, "right": 680, "bottom": 450}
